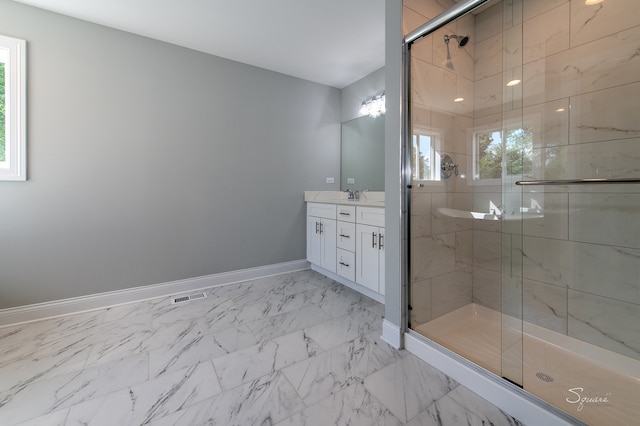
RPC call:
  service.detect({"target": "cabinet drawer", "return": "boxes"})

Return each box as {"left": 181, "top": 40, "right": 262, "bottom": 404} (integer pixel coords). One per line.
{"left": 307, "top": 202, "right": 337, "bottom": 220}
{"left": 336, "top": 248, "right": 355, "bottom": 282}
{"left": 336, "top": 221, "right": 356, "bottom": 252}
{"left": 336, "top": 205, "right": 356, "bottom": 223}
{"left": 356, "top": 206, "right": 385, "bottom": 227}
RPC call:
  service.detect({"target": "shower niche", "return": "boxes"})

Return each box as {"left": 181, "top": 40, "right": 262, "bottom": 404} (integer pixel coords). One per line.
{"left": 404, "top": 0, "right": 640, "bottom": 424}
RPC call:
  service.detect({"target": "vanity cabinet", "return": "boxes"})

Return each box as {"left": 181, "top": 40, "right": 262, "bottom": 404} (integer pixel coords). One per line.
{"left": 355, "top": 207, "right": 385, "bottom": 295}
{"left": 306, "top": 203, "right": 337, "bottom": 273}
{"left": 306, "top": 202, "right": 384, "bottom": 302}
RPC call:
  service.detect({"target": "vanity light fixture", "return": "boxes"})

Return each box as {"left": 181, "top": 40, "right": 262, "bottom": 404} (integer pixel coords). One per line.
{"left": 359, "top": 92, "right": 386, "bottom": 117}
{"left": 454, "top": 97, "right": 464, "bottom": 103}
{"left": 585, "top": 0, "right": 604, "bottom": 5}
{"left": 506, "top": 79, "right": 521, "bottom": 87}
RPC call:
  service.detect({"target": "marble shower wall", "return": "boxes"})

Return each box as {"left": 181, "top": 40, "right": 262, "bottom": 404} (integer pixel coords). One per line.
{"left": 477, "top": 0, "right": 640, "bottom": 360}
{"left": 409, "top": 0, "right": 640, "bottom": 361}
{"left": 521, "top": 0, "right": 640, "bottom": 361}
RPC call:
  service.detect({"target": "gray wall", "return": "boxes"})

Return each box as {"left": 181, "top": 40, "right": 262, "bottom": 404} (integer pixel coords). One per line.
{"left": 341, "top": 67, "right": 385, "bottom": 122}
{"left": 0, "top": 0, "right": 341, "bottom": 309}
{"left": 384, "top": 0, "right": 404, "bottom": 331}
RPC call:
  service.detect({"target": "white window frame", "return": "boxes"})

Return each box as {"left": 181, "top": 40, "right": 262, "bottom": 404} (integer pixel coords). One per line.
{"left": 471, "top": 116, "right": 537, "bottom": 186}
{"left": 472, "top": 126, "right": 503, "bottom": 185}
{"left": 412, "top": 128, "right": 442, "bottom": 182}
{"left": 0, "top": 35, "right": 27, "bottom": 181}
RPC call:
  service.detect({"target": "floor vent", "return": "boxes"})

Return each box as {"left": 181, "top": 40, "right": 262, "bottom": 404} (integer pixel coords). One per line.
{"left": 171, "top": 292, "right": 207, "bottom": 305}
{"left": 536, "top": 372, "right": 554, "bottom": 383}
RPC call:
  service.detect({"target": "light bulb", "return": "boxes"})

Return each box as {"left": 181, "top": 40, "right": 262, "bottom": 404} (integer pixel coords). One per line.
{"left": 359, "top": 102, "right": 368, "bottom": 116}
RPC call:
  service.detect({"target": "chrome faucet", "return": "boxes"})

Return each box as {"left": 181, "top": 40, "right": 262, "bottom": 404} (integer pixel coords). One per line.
{"left": 345, "top": 189, "right": 355, "bottom": 200}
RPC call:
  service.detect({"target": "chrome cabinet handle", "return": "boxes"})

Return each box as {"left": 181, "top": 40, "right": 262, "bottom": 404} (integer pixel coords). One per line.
{"left": 339, "top": 261, "right": 350, "bottom": 267}
{"left": 319, "top": 222, "right": 323, "bottom": 234}
{"left": 378, "top": 233, "right": 384, "bottom": 250}
{"left": 339, "top": 211, "right": 351, "bottom": 216}
{"left": 372, "top": 232, "right": 377, "bottom": 248}
{"left": 315, "top": 221, "right": 319, "bottom": 234}
{"left": 339, "top": 234, "right": 350, "bottom": 239}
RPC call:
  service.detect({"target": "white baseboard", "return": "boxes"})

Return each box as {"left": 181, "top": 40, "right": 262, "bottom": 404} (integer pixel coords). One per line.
{"left": 404, "top": 332, "right": 585, "bottom": 426}
{"left": 381, "top": 319, "right": 402, "bottom": 349}
{"left": 0, "top": 260, "right": 310, "bottom": 327}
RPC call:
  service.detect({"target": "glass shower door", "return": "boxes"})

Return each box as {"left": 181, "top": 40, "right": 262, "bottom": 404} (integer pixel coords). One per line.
{"left": 513, "top": 0, "right": 640, "bottom": 422}
{"left": 405, "top": 0, "right": 640, "bottom": 424}
{"left": 407, "top": 0, "right": 515, "bottom": 382}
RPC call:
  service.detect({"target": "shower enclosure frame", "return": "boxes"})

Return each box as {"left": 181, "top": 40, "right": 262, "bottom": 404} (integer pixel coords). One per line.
{"left": 400, "top": 0, "right": 587, "bottom": 424}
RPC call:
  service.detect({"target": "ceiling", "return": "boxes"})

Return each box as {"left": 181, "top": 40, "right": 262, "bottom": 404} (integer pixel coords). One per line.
{"left": 12, "top": 0, "right": 386, "bottom": 89}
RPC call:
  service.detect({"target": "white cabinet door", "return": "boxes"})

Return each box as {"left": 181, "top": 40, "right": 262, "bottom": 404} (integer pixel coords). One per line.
{"left": 355, "top": 223, "right": 385, "bottom": 293}
{"left": 320, "top": 218, "right": 336, "bottom": 273}
{"left": 356, "top": 223, "right": 381, "bottom": 292}
{"left": 307, "top": 215, "right": 322, "bottom": 266}
{"left": 307, "top": 215, "right": 336, "bottom": 273}
{"left": 378, "top": 229, "right": 385, "bottom": 295}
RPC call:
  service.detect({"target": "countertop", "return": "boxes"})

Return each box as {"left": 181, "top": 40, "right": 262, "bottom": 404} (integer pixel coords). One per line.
{"left": 304, "top": 191, "right": 385, "bottom": 207}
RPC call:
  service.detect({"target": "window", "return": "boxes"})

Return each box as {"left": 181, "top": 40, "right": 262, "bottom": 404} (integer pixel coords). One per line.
{"left": 0, "top": 35, "right": 26, "bottom": 181}
{"left": 412, "top": 129, "right": 441, "bottom": 181}
{"left": 473, "top": 125, "right": 534, "bottom": 183}
{"left": 473, "top": 129, "right": 502, "bottom": 181}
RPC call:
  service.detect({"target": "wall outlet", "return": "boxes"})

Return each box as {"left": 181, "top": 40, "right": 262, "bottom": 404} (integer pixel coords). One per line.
{"left": 347, "top": 178, "right": 355, "bottom": 184}
{"left": 326, "top": 177, "right": 335, "bottom": 184}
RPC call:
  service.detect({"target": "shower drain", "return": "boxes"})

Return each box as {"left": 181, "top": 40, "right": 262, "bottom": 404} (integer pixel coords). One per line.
{"left": 536, "top": 372, "right": 554, "bottom": 383}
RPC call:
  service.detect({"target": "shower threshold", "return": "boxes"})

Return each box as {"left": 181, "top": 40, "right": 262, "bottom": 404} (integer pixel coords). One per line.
{"left": 413, "top": 303, "right": 639, "bottom": 425}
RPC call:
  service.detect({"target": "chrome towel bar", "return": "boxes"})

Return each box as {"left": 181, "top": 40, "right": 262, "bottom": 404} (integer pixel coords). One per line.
{"left": 515, "top": 178, "right": 640, "bottom": 186}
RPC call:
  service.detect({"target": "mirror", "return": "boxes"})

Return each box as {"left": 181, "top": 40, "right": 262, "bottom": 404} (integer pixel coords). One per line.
{"left": 340, "top": 115, "right": 385, "bottom": 191}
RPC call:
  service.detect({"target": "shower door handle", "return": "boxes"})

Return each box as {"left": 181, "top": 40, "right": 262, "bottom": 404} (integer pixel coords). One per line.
{"left": 515, "top": 177, "right": 640, "bottom": 186}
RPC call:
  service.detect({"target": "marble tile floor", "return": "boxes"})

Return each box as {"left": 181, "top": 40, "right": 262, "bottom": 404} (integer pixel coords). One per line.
{"left": 0, "top": 270, "right": 524, "bottom": 426}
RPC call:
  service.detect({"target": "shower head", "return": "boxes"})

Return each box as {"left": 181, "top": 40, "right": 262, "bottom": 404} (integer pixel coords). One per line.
{"left": 444, "top": 34, "right": 470, "bottom": 48}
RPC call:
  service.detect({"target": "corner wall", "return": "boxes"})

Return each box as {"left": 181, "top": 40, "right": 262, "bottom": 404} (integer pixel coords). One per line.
{"left": 382, "top": 0, "right": 404, "bottom": 340}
